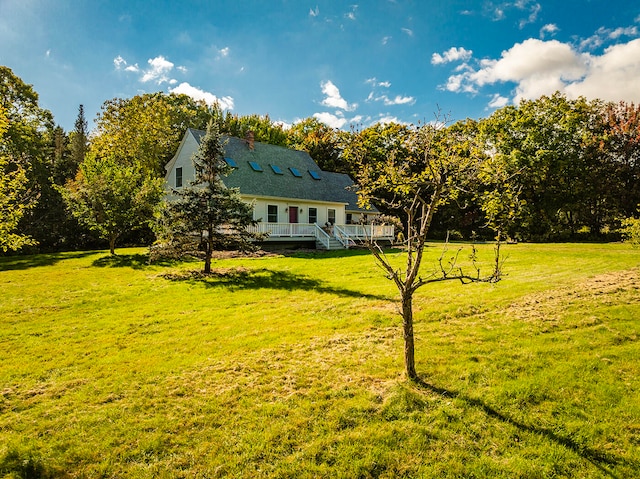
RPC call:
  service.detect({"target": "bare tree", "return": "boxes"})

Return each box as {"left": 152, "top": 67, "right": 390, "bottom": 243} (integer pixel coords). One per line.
{"left": 354, "top": 119, "right": 506, "bottom": 380}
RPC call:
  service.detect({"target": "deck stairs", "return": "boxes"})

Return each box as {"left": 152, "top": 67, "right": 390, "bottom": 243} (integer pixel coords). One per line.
{"left": 315, "top": 236, "right": 346, "bottom": 250}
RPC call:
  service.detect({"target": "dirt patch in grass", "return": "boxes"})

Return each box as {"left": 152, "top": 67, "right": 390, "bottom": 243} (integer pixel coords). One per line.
{"left": 507, "top": 268, "right": 640, "bottom": 324}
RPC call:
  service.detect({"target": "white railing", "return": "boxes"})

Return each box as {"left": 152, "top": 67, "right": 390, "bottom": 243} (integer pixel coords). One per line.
{"left": 314, "top": 224, "right": 332, "bottom": 249}
{"left": 247, "top": 223, "right": 317, "bottom": 237}
{"left": 340, "top": 224, "right": 395, "bottom": 241}
{"left": 246, "top": 222, "right": 395, "bottom": 244}
{"left": 333, "top": 225, "right": 354, "bottom": 248}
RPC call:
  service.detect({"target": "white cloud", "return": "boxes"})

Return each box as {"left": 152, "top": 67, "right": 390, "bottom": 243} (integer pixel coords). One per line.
{"left": 385, "top": 95, "right": 415, "bottom": 106}
{"left": 320, "top": 80, "right": 357, "bottom": 111}
{"left": 169, "top": 82, "right": 235, "bottom": 110}
{"left": 216, "top": 47, "right": 230, "bottom": 59}
{"left": 113, "top": 55, "right": 140, "bottom": 73}
{"left": 114, "top": 55, "right": 127, "bottom": 70}
{"left": 141, "top": 56, "right": 175, "bottom": 84}
{"left": 365, "top": 78, "right": 391, "bottom": 88}
{"left": 564, "top": 39, "right": 640, "bottom": 103}
{"left": 486, "top": 1, "right": 541, "bottom": 26}
{"left": 376, "top": 115, "right": 402, "bottom": 125}
{"left": 382, "top": 36, "right": 391, "bottom": 45}
{"left": 488, "top": 93, "right": 509, "bottom": 108}
{"left": 444, "top": 37, "right": 640, "bottom": 107}
{"left": 540, "top": 23, "right": 558, "bottom": 39}
{"left": 114, "top": 54, "right": 189, "bottom": 85}
{"left": 517, "top": 1, "right": 541, "bottom": 28}
{"left": 309, "top": 6, "right": 319, "bottom": 17}
{"left": 401, "top": 27, "right": 413, "bottom": 37}
{"left": 314, "top": 111, "right": 347, "bottom": 129}
{"left": 345, "top": 5, "right": 357, "bottom": 21}
{"left": 431, "top": 46, "right": 473, "bottom": 65}
{"left": 580, "top": 25, "right": 639, "bottom": 51}
{"left": 609, "top": 26, "right": 638, "bottom": 39}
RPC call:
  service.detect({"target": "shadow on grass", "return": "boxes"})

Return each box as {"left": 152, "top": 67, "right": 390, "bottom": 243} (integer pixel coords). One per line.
{"left": 413, "top": 377, "right": 633, "bottom": 479}
{"left": 163, "top": 267, "right": 391, "bottom": 300}
{"left": 0, "top": 251, "right": 97, "bottom": 272}
{"left": 92, "top": 253, "right": 150, "bottom": 269}
{"left": 91, "top": 253, "right": 200, "bottom": 269}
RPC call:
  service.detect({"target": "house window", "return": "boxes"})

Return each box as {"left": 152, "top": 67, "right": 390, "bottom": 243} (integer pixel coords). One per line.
{"left": 328, "top": 208, "right": 336, "bottom": 225}
{"left": 308, "top": 170, "right": 321, "bottom": 180}
{"left": 267, "top": 205, "right": 278, "bottom": 223}
{"left": 270, "top": 164, "right": 283, "bottom": 174}
{"left": 175, "top": 167, "right": 183, "bottom": 188}
{"left": 309, "top": 207, "right": 317, "bottom": 224}
{"left": 289, "top": 167, "right": 302, "bottom": 177}
{"left": 346, "top": 213, "right": 353, "bottom": 224}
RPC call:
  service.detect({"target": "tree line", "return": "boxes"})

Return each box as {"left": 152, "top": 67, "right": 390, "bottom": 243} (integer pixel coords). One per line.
{"left": 2, "top": 65, "right": 640, "bottom": 254}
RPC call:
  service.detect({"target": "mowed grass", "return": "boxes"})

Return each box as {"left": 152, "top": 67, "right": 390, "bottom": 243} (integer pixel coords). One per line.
{"left": 0, "top": 243, "right": 639, "bottom": 478}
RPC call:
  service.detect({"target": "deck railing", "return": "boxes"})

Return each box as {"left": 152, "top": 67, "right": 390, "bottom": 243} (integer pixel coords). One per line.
{"left": 338, "top": 224, "right": 395, "bottom": 241}
{"left": 246, "top": 223, "right": 395, "bottom": 244}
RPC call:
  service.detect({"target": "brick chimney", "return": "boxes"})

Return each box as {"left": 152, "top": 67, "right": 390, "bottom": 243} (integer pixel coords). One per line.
{"left": 245, "top": 130, "right": 255, "bottom": 150}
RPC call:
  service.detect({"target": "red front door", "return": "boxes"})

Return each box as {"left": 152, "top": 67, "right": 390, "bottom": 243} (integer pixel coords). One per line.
{"left": 289, "top": 206, "right": 298, "bottom": 223}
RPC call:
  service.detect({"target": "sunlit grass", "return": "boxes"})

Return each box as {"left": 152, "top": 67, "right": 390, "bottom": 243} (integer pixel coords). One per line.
{"left": 0, "top": 243, "right": 638, "bottom": 478}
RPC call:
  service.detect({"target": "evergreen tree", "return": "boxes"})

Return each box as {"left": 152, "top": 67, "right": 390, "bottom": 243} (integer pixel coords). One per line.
{"left": 70, "top": 104, "right": 88, "bottom": 171}
{"left": 152, "top": 121, "right": 263, "bottom": 273}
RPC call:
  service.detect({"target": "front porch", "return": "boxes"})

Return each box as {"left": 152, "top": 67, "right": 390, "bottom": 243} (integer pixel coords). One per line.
{"left": 246, "top": 223, "right": 395, "bottom": 250}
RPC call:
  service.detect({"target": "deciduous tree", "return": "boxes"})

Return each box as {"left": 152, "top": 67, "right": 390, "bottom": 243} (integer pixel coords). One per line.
{"left": 0, "top": 105, "right": 37, "bottom": 252}
{"left": 91, "top": 93, "right": 221, "bottom": 175}
{"left": 58, "top": 154, "right": 163, "bottom": 254}
{"left": 286, "top": 117, "right": 344, "bottom": 173}
{"left": 356, "top": 120, "right": 505, "bottom": 380}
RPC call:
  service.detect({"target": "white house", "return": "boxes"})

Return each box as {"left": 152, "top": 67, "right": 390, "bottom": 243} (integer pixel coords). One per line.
{"left": 164, "top": 129, "right": 394, "bottom": 249}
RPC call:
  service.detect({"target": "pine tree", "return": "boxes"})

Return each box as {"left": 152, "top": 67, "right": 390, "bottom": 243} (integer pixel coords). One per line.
{"left": 153, "top": 121, "right": 263, "bottom": 273}
{"left": 70, "top": 104, "right": 88, "bottom": 170}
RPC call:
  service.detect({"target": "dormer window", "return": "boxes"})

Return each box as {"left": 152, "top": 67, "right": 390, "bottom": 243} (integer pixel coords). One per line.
{"left": 175, "top": 167, "right": 183, "bottom": 188}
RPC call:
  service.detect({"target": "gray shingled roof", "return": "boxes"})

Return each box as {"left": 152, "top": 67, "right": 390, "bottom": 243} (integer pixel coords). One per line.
{"left": 189, "top": 129, "right": 374, "bottom": 213}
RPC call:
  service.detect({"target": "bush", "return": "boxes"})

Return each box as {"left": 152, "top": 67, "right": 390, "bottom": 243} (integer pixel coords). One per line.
{"left": 620, "top": 216, "right": 640, "bottom": 247}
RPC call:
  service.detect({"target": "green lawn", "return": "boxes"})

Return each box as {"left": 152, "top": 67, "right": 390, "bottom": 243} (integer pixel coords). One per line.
{"left": 1, "top": 243, "right": 639, "bottom": 478}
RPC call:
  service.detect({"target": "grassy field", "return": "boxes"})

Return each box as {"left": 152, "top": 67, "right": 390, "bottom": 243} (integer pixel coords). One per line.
{"left": 0, "top": 243, "right": 639, "bottom": 478}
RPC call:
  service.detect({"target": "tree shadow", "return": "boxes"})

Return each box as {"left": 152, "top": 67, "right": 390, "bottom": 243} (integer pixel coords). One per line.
{"left": 412, "top": 377, "right": 633, "bottom": 478}
{"left": 92, "top": 253, "right": 151, "bottom": 269}
{"left": 0, "top": 251, "right": 97, "bottom": 272}
{"left": 162, "top": 267, "right": 391, "bottom": 300}
{"left": 91, "top": 253, "right": 197, "bottom": 269}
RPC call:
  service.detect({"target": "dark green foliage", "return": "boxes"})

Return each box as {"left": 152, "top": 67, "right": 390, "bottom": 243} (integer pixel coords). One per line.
{"left": 477, "top": 94, "right": 640, "bottom": 241}
{"left": 152, "top": 122, "right": 263, "bottom": 273}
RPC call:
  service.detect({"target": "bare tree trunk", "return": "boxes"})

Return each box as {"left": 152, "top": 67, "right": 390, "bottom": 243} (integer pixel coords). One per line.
{"left": 109, "top": 236, "right": 116, "bottom": 255}
{"left": 401, "top": 290, "right": 418, "bottom": 380}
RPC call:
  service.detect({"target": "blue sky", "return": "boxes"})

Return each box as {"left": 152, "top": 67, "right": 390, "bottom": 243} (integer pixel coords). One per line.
{"left": 1, "top": 0, "right": 639, "bottom": 131}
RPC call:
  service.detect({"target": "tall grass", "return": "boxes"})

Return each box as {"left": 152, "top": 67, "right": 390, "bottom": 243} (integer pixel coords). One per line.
{"left": 0, "top": 243, "right": 638, "bottom": 478}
